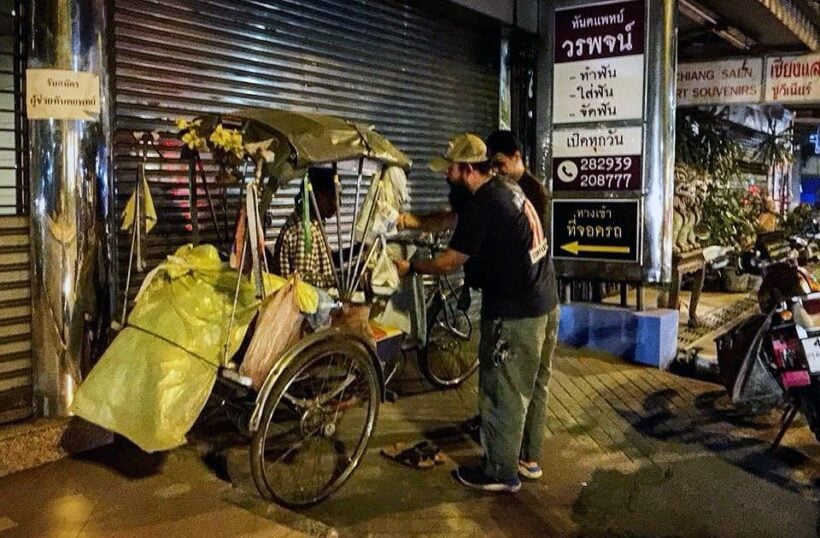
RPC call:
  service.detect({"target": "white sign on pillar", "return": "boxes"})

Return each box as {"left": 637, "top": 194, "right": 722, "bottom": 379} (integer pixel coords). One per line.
{"left": 26, "top": 68, "right": 101, "bottom": 121}
{"left": 552, "top": 126, "right": 643, "bottom": 192}
{"left": 553, "top": 0, "right": 646, "bottom": 124}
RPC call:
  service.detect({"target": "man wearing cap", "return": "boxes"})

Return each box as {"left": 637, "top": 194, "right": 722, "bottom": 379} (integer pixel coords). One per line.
{"left": 394, "top": 133, "right": 552, "bottom": 493}
{"left": 486, "top": 130, "right": 560, "bottom": 482}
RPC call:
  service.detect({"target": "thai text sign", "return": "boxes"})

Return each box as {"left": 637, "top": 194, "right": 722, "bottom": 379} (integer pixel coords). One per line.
{"left": 555, "top": 0, "right": 645, "bottom": 62}
{"left": 677, "top": 58, "right": 763, "bottom": 106}
{"left": 765, "top": 53, "right": 820, "bottom": 104}
{"left": 552, "top": 126, "right": 642, "bottom": 191}
{"left": 553, "top": 0, "right": 645, "bottom": 124}
{"left": 552, "top": 199, "right": 640, "bottom": 262}
{"left": 26, "top": 69, "right": 100, "bottom": 121}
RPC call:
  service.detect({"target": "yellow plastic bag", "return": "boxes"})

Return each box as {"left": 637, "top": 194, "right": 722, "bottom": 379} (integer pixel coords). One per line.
{"left": 263, "top": 272, "right": 319, "bottom": 314}
{"left": 71, "top": 328, "right": 217, "bottom": 452}
{"left": 71, "top": 244, "right": 324, "bottom": 452}
{"left": 71, "top": 244, "right": 259, "bottom": 452}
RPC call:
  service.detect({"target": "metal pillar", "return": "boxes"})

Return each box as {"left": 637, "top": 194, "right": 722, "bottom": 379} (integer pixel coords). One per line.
{"left": 643, "top": 0, "right": 677, "bottom": 285}
{"left": 28, "top": 0, "right": 114, "bottom": 417}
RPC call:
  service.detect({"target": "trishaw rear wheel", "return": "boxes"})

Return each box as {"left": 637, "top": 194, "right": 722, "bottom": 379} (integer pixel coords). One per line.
{"left": 250, "top": 336, "right": 380, "bottom": 508}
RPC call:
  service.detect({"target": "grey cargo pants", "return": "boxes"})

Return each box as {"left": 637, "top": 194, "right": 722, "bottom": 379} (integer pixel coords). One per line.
{"left": 478, "top": 306, "right": 559, "bottom": 481}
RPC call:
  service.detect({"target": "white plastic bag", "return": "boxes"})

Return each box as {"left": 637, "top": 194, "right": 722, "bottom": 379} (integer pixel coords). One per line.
{"left": 370, "top": 236, "right": 400, "bottom": 296}
{"left": 355, "top": 166, "right": 407, "bottom": 245}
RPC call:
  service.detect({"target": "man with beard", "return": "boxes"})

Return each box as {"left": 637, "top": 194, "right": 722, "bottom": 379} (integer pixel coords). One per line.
{"left": 486, "top": 129, "right": 559, "bottom": 481}
{"left": 395, "top": 169, "right": 471, "bottom": 230}
{"left": 394, "top": 133, "right": 551, "bottom": 493}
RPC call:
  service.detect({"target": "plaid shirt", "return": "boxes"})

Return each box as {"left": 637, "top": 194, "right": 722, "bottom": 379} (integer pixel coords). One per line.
{"left": 272, "top": 212, "right": 336, "bottom": 289}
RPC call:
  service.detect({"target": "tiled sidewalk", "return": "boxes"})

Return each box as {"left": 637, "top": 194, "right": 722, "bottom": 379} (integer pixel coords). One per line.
{"left": 293, "top": 347, "right": 820, "bottom": 536}
{"left": 1, "top": 347, "right": 819, "bottom": 537}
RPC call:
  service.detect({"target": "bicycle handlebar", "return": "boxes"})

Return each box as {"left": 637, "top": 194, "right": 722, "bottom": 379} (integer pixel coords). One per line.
{"left": 387, "top": 231, "right": 450, "bottom": 252}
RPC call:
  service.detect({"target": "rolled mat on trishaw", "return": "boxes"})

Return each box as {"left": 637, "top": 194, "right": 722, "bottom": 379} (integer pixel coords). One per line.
{"left": 70, "top": 244, "right": 319, "bottom": 452}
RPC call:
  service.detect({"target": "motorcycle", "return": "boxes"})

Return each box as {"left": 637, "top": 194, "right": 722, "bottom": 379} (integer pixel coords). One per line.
{"left": 788, "top": 217, "right": 820, "bottom": 263}
{"left": 716, "top": 231, "right": 820, "bottom": 447}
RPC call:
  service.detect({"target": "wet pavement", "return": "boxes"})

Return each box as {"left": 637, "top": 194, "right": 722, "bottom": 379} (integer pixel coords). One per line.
{"left": 2, "top": 346, "right": 820, "bottom": 537}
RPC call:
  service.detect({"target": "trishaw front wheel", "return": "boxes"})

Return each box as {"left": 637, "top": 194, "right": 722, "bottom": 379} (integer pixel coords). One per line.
{"left": 418, "top": 286, "right": 480, "bottom": 388}
{"left": 250, "top": 336, "right": 380, "bottom": 508}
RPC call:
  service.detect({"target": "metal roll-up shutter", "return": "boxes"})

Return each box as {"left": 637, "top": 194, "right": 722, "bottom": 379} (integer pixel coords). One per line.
{"left": 112, "top": 0, "right": 499, "bottom": 299}
{"left": 0, "top": 0, "right": 31, "bottom": 425}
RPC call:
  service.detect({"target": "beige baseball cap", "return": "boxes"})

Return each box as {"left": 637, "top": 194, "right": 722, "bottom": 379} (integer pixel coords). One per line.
{"left": 429, "top": 133, "right": 488, "bottom": 172}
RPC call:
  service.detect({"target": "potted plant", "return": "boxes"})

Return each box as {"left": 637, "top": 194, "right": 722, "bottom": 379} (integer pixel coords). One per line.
{"left": 755, "top": 118, "right": 794, "bottom": 215}
{"left": 675, "top": 110, "right": 762, "bottom": 292}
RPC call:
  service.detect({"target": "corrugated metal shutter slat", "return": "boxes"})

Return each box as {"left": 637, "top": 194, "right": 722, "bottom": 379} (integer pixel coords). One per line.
{"left": 0, "top": 0, "right": 30, "bottom": 425}
{"left": 114, "top": 0, "right": 499, "bottom": 304}
{"left": 0, "top": 215, "right": 31, "bottom": 423}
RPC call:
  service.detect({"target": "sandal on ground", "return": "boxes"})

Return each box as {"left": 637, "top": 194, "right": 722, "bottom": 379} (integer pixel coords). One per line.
{"left": 380, "top": 441, "right": 445, "bottom": 469}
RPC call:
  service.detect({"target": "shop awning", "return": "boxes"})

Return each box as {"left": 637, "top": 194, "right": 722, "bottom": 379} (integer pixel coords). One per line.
{"left": 679, "top": 0, "right": 820, "bottom": 60}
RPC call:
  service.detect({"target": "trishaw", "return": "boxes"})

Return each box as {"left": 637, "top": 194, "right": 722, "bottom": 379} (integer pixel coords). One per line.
{"left": 76, "top": 109, "right": 480, "bottom": 508}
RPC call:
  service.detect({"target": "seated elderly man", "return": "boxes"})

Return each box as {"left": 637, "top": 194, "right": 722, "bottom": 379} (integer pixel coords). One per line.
{"left": 270, "top": 167, "right": 337, "bottom": 289}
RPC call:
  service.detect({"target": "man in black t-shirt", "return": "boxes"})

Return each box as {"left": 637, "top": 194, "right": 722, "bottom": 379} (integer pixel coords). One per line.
{"left": 487, "top": 130, "right": 560, "bottom": 481}
{"left": 394, "top": 133, "right": 551, "bottom": 493}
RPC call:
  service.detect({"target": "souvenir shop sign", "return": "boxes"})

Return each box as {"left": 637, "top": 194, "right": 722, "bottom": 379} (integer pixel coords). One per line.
{"left": 677, "top": 58, "right": 763, "bottom": 106}
{"left": 764, "top": 53, "right": 820, "bottom": 104}
{"left": 552, "top": 200, "right": 640, "bottom": 262}
{"left": 553, "top": 0, "right": 646, "bottom": 124}
{"left": 552, "top": 126, "right": 642, "bottom": 191}
{"left": 26, "top": 68, "right": 100, "bottom": 120}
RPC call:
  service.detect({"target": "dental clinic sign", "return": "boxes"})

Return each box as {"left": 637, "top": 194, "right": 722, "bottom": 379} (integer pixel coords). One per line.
{"left": 26, "top": 69, "right": 100, "bottom": 121}
{"left": 553, "top": 0, "right": 645, "bottom": 124}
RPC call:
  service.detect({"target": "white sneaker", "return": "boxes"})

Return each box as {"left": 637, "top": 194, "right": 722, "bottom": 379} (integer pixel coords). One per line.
{"left": 518, "top": 461, "right": 542, "bottom": 480}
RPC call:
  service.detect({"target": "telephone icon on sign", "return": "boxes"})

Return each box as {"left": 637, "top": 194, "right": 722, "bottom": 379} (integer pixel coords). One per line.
{"left": 557, "top": 160, "right": 578, "bottom": 183}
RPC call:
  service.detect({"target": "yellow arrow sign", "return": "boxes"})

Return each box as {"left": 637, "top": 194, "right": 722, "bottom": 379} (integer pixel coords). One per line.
{"left": 560, "top": 241, "right": 631, "bottom": 256}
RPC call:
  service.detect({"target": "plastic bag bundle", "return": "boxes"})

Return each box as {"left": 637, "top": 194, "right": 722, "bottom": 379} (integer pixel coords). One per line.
{"left": 306, "top": 288, "right": 336, "bottom": 330}
{"left": 240, "top": 278, "right": 305, "bottom": 390}
{"left": 716, "top": 313, "right": 784, "bottom": 411}
{"left": 71, "top": 244, "right": 259, "bottom": 452}
{"left": 71, "top": 244, "right": 320, "bottom": 452}
{"left": 354, "top": 165, "right": 407, "bottom": 245}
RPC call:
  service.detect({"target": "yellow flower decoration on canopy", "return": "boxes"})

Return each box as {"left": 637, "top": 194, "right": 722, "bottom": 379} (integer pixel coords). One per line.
{"left": 176, "top": 118, "right": 206, "bottom": 150}
{"left": 209, "top": 124, "right": 244, "bottom": 159}
{"left": 181, "top": 130, "right": 206, "bottom": 150}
